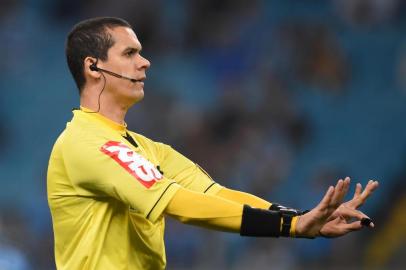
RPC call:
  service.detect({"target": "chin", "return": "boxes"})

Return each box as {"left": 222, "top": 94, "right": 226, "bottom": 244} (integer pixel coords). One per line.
{"left": 129, "top": 89, "right": 145, "bottom": 105}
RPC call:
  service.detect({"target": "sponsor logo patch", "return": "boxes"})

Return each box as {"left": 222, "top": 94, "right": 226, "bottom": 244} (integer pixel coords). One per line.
{"left": 100, "top": 141, "right": 163, "bottom": 188}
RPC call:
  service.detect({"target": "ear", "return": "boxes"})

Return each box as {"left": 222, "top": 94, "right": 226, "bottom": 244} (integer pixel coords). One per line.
{"left": 84, "top": 57, "right": 101, "bottom": 79}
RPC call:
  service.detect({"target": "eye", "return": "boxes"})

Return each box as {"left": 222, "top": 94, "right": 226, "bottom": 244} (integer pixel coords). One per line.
{"left": 123, "top": 48, "right": 138, "bottom": 57}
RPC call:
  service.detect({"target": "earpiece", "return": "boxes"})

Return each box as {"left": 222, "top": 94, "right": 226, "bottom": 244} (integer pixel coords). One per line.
{"left": 90, "top": 62, "right": 98, "bottom": 71}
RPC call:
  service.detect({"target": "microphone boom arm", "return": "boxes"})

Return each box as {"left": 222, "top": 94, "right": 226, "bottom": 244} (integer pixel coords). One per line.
{"left": 93, "top": 66, "right": 139, "bottom": 83}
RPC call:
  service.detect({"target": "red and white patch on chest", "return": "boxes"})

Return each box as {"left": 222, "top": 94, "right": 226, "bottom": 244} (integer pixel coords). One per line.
{"left": 100, "top": 141, "right": 163, "bottom": 188}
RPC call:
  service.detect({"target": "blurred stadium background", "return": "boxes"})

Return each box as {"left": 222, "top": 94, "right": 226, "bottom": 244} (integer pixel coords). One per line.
{"left": 1, "top": 0, "right": 406, "bottom": 269}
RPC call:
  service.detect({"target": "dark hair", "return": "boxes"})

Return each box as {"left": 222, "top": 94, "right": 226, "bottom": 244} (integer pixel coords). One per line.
{"left": 65, "top": 17, "right": 132, "bottom": 93}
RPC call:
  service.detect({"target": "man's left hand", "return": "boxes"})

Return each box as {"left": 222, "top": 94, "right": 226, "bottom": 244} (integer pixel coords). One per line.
{"left": 295, "top": 177, "right": 379, "bottom": 238}
{"left": 319, "top": 178, "right": 379, "bottom": 237}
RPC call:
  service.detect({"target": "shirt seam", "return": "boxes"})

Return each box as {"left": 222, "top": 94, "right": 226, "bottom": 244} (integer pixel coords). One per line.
{"left": 146, "top": 182, "right": 177, "bottom": 219}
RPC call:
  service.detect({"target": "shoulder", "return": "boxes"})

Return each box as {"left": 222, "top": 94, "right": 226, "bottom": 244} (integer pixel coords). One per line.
{"left": 128, "top": 131, "right": 154, "bottom": 144}
{"left": 49, "top": 129, "right": 67, "bottom": 158}
{"left": 127, "top": 131, "right": 161, "bottom": 148}
{"left": 60, "top": 121, "right": 114, "bottom": 158}
{"left": 127, "top": 131, "right": 172, "bottom": 154}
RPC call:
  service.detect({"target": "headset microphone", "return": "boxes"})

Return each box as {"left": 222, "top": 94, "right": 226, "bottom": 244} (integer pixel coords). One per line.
{"left": 90, "top": 63, "right": 140, "bottom": 83}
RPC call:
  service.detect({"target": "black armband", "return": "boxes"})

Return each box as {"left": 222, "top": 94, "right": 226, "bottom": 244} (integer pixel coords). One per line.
{"left": 240, "top": 205, "right": 281, "bottom": 237}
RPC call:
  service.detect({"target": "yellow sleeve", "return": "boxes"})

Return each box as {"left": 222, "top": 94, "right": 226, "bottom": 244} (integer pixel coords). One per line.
{"left": 62, "top": 130, "right": 180, "bottom": 223}
{"left": 216, "top": 188, "right": 272, "bottom": 209}
{"left": 166, "top": 188, "right": 299, "bottom": 237}
{"left": 165, "top": 187, "right": 243, "bottom": 233}
{"left": 155, "top": 142, "right": 222, "bottom": 194}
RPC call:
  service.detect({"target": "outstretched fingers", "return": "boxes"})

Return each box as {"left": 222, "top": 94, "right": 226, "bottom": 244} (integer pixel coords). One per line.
{"left": 360, "top": 180, "right": 379, "bottom": 202}
{"left": 330, "top": 178, "right": 350, "bottom": 209}
{"left": 331, "top": 179, "right": 343, "bottom": 205}
{"left": 353, "top": 183, "right": 362, "bottom": 199}
{"left": 335, "top": 177, "right": 350, "bottom": 205}
{"left": 318, "top": 186, "right": 335, "bottom": 212}
{"left": 351, "top": 180, "right": 379, "bottom": 208}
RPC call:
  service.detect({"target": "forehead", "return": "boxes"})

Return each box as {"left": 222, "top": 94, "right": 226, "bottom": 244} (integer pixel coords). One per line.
{"left": 107, "top": 26, "right": 141, "bottom": 51}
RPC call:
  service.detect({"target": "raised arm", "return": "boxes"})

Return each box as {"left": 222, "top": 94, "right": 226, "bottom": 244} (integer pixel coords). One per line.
{"left": 164, "top": 178, "right": 377, "bottom": 239}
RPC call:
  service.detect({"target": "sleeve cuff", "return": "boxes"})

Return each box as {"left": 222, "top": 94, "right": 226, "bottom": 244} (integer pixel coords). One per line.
{"left": 204, "top": 183, "right": 223, "bottom": 195}
{"left": 147, "top": 182, "right": 181, "bottom": 223}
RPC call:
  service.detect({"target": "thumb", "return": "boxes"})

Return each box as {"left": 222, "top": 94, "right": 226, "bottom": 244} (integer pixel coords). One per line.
{"left": 343, "top": 221, "right": 363, "bottom": 232}
{"left": 338, "top": 206, "right": 369, "bottom": 221}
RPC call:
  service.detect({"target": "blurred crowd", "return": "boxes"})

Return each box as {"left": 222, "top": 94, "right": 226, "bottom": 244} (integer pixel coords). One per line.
{"left": 0, "top": 0, "right": 406, "bottom": 269}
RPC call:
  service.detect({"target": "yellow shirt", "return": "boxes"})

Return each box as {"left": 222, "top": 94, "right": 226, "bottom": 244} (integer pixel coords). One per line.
{"left": 47, "top": 109, "right": 222, "bottom": 270}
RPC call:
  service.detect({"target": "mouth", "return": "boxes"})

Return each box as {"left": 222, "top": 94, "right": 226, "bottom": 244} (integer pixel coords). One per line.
{"left": 137, "top": 76, "right": 146, "bottom": 82}
{"left": 136, "top": 77, "right": 145, "bottom": 87}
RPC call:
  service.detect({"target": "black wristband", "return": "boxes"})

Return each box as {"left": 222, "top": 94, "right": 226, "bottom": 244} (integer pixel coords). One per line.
{"left": 280, "top": 214, "right": 293, "bottom": 237}
{"left": 269, "top": 203, "right": 310, "bottom": 238}
{"left": 240, "top": 205, "right": 281, "bottom": 237}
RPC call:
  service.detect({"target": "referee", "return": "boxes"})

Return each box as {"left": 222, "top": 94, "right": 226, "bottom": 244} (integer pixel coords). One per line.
{"left": 47, "top": 17, "right": 378, "bottom": 270}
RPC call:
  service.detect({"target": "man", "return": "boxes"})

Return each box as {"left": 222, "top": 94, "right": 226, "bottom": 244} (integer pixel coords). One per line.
{"left": 47, "top": 17, "right": 378, "bottom": 270}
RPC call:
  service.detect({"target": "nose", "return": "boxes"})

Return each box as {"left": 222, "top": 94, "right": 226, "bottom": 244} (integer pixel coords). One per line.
{"left": 139, "top": 54, "right": 151, "bottom": 70}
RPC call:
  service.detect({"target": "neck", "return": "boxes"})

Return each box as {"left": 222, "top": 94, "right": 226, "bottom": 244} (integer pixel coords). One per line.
{"left": 80, "top": 90, "right": 128, "bottom": 125}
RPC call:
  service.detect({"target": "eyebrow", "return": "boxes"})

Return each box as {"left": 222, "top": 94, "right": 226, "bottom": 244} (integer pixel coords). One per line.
{"left": 122, "top": 46, "right": 142, "bottom": 54}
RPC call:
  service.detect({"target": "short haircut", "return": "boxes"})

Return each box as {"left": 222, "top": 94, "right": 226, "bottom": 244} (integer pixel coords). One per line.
{"left": 65, "top": 17, "right": 132, "bottom": 93}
